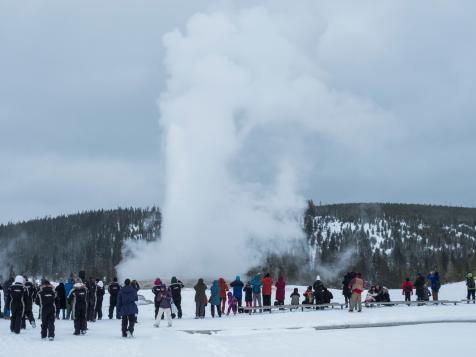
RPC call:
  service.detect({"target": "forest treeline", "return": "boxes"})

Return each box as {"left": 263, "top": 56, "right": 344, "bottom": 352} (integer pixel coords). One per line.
{"left": 1, "top": 202, "right": 475, "bottom": 288}
{"left": 0, "top": 208, "right": 161, "bottom": 280}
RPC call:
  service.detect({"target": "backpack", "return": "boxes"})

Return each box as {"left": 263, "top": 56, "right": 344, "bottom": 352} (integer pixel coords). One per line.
{"left": 405, "top": 284, "right": 412, "bottom": 293}
{"left": 468, "top": 279, "right": 475, "bottom": 289}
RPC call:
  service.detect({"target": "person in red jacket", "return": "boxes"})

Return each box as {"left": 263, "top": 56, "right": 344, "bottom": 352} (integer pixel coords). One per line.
{"left": 218, "top": 278, "right": 229, "bottom": 314}
{"left": 275, "top": 276, "right": 285, "bottom": 305}
{"left": 402, "top": 277, "right": 413, "bottom": 302}
{"left": 261, "top": 273, "right": 273, "bottom": 310}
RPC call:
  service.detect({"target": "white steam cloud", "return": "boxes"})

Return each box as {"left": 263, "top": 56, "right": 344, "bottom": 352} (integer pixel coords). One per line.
{"left": 117, "top": 2, "right": 389, "bottom": 280}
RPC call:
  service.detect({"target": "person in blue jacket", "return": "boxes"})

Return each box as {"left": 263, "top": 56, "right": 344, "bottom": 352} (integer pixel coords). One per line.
{"left": 117, "top": 279, "right": 138, "bottom": 338}
{"left": 230, "top": 276, "right": 244, "bottom": 311}
{"left": 427, "top": 271, "right": 441, "bottom": 301}
{"left": 250, "top": 273, "right": 262, "bottom": 312}
{"left": 64, "top": 278, "right": 74, "bottom": 320}
{"left": 210, "top": 280, "right": 221, "bottom": 318}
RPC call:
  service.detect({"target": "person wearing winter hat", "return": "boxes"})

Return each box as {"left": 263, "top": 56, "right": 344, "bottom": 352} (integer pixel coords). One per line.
{"left": 154, "top": 284, "right": 173, "bottom": 327}
{"left": 68, "top": 280, "right": 88, "bottom": 335}
{"left": 169, "top": 277, "right": 184, "bottom": 319}
{"left": 261, "top": 273, "right": 273, "bottom": 311}
{"left": 275, "top": 276, "right": 286, "bottom": 306}
{"left": 95, "top": 280, "right": 105, "bottom": 320}
{"left": 22, "top": 276, "right": 37, "bottom": 329}
{"left": 35, "top": 280, "right": 56, "bottom": 340}
{"left": 152, "top": 278, "right": 162, "bottom": 319}
{"left": 117, "top": 278, "right": 138, "bottom": 338}
{"left": 8, "top": 275, "right": 28, "bottom": 333}
{"left": 466, "top": 273, "right": 476, "bottom": 303}
{"left": 230, "top": 276, "right": 244, "bottom": 312}
{"left": 209, "top": 280, "right": 222, "bottom": 318}
{"left": 226, "top": 291, "right": 238, "bottom": 316}
{"left": 107, "top": 277, "right": 121, "bottom": 319}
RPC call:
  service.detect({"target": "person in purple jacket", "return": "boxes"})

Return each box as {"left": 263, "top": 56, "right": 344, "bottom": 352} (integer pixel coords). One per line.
{"left": 154, "top": 284, "right": 173, "bottom": 327}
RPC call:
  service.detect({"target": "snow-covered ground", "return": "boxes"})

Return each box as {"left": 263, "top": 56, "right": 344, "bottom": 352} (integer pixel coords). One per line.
{"left": 1, "top": 282, "right": 474, "bottom": 356}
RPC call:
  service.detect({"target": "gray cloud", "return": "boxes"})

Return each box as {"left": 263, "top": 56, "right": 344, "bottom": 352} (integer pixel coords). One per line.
{"left": 1, "top": 0, "right": 476, "bottom": 223}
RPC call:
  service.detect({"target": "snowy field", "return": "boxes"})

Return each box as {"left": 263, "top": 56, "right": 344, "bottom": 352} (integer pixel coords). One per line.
{"left": 1, "top": 282, "right": 475, "bottom": 356}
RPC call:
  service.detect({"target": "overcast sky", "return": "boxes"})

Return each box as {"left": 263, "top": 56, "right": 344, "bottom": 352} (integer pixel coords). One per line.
{"left": 1, "top": 0, "right": 475, "bottom": 223}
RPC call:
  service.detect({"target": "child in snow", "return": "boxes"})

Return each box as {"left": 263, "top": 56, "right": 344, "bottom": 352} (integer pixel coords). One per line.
{"left": 303, "top": 286, "right": 314, "bottom": 305}
{"left": 243, "top": 283, "right": 253, "bottom": 308}
{"left": 466, "top": 273, "right": 476, "bottom": 303}
{"left": 402, "top": 278, "right": 413, "bottom": 302}
{"left": 290, "top": 288, "right": 300, "bottom": 310}
{"left": 226, "top": 291, "right": 238, "bottom": 316}
{"left": 154, "top": 285, "right": 172, "bottom": 327}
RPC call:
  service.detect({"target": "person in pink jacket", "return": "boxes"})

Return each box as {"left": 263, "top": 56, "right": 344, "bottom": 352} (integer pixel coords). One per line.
{"left": 275, "top": 276, "right": 286, "bottom": 305}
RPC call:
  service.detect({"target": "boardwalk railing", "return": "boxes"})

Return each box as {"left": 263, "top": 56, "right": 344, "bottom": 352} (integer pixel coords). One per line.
{"left": 241, "top": 299, "right": 469, "bottom": 314}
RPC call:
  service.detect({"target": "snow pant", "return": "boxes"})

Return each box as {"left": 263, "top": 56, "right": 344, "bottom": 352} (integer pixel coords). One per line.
{"left": 252, "top": 293, "right": 262, "bottom": 312}
{"left": 227, "top": 304, "right": 237, "bottom": 315}
{"left": 405, "top": 292, "right": 412, "bottom": 302}
{"left": 263, "top": 294, "right": 271, "bottom": 311}
{"left": 220, "top": 297, "right": 226, "bottom": 314}
{"left": 195, "top": 302, "right": 205, "bottom": 318}
{"left": 155, "top": 308, "right": 172, "bottom": 327}
{"left": 432, "top": 290, "right": 439, "bottom": 301}
{"left": 236, "top": 296, "right": 243, "bottom": 313}
{"left": 87, "top": 299, "right": 96, "bottom": 321}
{"left": 56, "top": 308, "right": 65, "bottom": 319}
{"left": 211, "top": 304, "right": 221, "bottom": 318}
{"left": 4, "top": 302, "right": 11, "bottom": 318}
{"left": 416, "top": 288, "right": 424, "bottom": 301}
{"left": 41, "top": 308, "right": 55, "bottom": 338}
{"left": 245, "top": 300, "right": 252, "bottom": 307}
{"left": 10, "top": 303, "right": 24, "bottom": 334}
{"left": 73, "top": 304, "right": 87, "bottom": 334}
{"left": 109, "top": 295, "right": 118, "bottom": 319}
{"left": 349, "top": 293, "right": 362, "bottom": 312}
{"left": 22, "top": 300, "right": 35, "bottom": 328}
{"left": 172, "top": 299, "right": 182, "bottom": 318}
{"left": 95, "top": 296, "right": 103, "bottom": 320}
{"left": 467, "top": 290, "right": 475, "bottom": 302}
{"left": 66, "top": 301, "right": 72, "bottom": 319}
{"left": 121, "top": 314, "right": 135, "bottom": 336}
{"left": 154, "top": 302, "right": 161, "bottom": 319}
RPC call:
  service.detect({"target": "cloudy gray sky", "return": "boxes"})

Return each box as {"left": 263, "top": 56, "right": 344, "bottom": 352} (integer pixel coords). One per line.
{"left": 1, "top": 0, "right": 475, "bottom": 223}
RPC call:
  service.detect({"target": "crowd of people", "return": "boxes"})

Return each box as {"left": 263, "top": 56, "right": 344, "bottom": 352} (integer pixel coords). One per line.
{"left": 0, "top": 269, "right": 475, "bottom": 340}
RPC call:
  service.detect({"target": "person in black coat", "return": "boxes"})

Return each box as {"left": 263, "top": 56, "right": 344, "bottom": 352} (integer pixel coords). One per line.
{"left": 3, "top": 276, "right": 14, "bottom": 318}
{"left": 170, "top": 277, "right": 184, "bottom": 319}
{"left": 22, "top": 277, "right": 37, "bottom": 328}
{"left": 68, "top": 280, "right": 88, "bottom": 335}
{"left": 414, "top": 273, "right": 426, "bottom": 301}
{"left": 117, "top": 278, "right": 138, "bottom": 338}
{"left": 322, "top": 287, "right": 333, "bottom": 304}
{"left": 243, "top": 283, "right": 253, "bottom": 307}
{"left": 86, "top": 278, "right": 97, "bottom": 322}
{"left": 313, "top": 276, "right": 325, "bottom": 306}
{"left": 8, "top": 276, "right": 28, "bottom": 334}
{"left": 95, "top": 281, "right": 105, "bottom": 320}
{"left": 108, "top": 277, "right": 121, "bottom": 319}
{"left": 35, "top": 280, "right": 57, "bottom": 340}
{"left": 342, "top": 272, "right": 353, "bottom": 308}
{"left": 55, "top": 281, "right": 67, "bottom": 319}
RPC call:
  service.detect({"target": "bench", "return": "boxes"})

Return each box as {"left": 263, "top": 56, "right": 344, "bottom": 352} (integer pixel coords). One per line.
{"left": 242, "top": 303, "right": 344, "bottom": 314}
{"left": 242, "top": 299, "right": 469, "bottom": 315}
